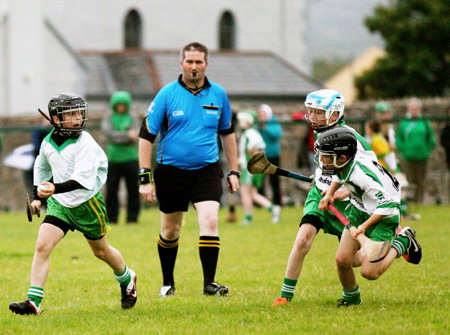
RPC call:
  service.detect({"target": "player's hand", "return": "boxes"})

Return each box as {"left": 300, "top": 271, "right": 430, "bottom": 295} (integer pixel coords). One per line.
{"left": 318, "top": 192, "right": 333, "bottom": 211}
{"left": 38, "top": 182, "right": 55, "bottom": 199}
{"left": 140, "top": 183, "right": 156, "bottom": 203}
{"left": 352, "top": 225, "right": 366, "bottom": 239}
{"left": 309, "top": 174, "right": 314, "bottom": 187}
{"left": 31, "top": 200, "right": 42, "bottom": 216}
{"left": 227, "top": 175, "right": 240, "bottom": 194}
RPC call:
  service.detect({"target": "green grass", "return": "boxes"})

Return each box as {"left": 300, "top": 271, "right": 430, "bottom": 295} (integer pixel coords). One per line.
{"left": 1, "top": 205, "right": 449, "bottom": 334}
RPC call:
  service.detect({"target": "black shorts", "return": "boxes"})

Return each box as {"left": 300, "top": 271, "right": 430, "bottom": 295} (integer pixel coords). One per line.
{"left": 154, "top": 162, "right": 224, "bottom": 213}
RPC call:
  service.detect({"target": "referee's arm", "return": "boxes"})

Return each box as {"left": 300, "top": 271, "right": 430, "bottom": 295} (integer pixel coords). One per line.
{"left": 220, "top": 132, "right": 240, "bottom": 193}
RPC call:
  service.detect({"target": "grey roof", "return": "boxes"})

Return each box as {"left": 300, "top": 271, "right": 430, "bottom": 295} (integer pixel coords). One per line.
{"left": 81, "top": 50, "right": 322, "bottom": 100}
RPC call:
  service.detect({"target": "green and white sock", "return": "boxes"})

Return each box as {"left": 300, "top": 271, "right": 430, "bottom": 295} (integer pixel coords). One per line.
{"left": 27, "top": 286, "right": 44, "bottom": 306}
{"left": 343, "top": 284, "right": 361, "bottom": 304}
{"left": 392, "top": 236, "right": 408, "bottom": 258}
{"left": 280, "top": 278, "right": 297, "bottom": 301}
{"left": 115, "top": 265, "right": 131, "bottom": 287}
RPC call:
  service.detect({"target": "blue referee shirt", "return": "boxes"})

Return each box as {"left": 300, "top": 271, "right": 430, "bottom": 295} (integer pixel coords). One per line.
{"left": 143, "top": 76, "right": 234, "bottom": 170}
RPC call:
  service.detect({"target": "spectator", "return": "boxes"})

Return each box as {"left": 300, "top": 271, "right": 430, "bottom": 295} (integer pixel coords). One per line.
{"left": 375, "top": 101, "right": 396, "bottom": 151}
{"left": 101, "top": 91, "right": 141, "bottom": 224}
{"left": 238, "top": 110, "right": 273, "bottom": 224}
{"left": 440, "top": 106, "right": 450, "bottom": 202}
{"left": 257, "top": 104, "right": 283, "bottom": 222}
{"left": 396, "top": 98, "right": 436, "bottom": 204}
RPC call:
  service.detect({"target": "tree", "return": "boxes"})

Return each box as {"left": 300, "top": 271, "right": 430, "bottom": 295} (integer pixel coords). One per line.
{"left": 356, "top": 0, "right": 450, "bottom": 99}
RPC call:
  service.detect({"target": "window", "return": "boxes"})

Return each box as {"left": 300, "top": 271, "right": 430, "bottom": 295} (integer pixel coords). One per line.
{"left": 219, "top": 11, "right": 235, "bottom": 50}
{"left": 124, "top": 10, "right": 142, "bottom": 49}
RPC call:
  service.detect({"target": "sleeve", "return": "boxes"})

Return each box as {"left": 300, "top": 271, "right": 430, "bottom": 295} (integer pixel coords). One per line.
{"left": 355, "top": 169, "right": 396, "bottom": 215}
{"left": 145, "top": 89, "right": 169, "bottom": 136}
{"left": 217, "top": 89, "right": 234, "bottom": 133}
{"left": 33, "top": 144, "right": 52, "bottom": 186}
{"left": 247, "top": 129, "right": 266, "bottom": 152}
{"left": 101, "top": 111, "right": 132, "bottom": 144}
{"left": 263, "top": 120, "right": 283, "bottom": 141}
{"left": 395, "top": 121, "right": 405, "bottom": 152}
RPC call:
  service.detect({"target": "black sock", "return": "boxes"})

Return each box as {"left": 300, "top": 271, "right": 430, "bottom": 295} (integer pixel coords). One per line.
{"left": 158, "top": 234, "right": 179, "bottom": 286}
{"left": 199, "top": 236, "right": 220, "bottom": 287}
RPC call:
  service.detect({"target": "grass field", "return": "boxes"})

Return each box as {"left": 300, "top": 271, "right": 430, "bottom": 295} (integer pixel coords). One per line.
{"left": 1, "top": 204, "right": 449, "bottom": 334}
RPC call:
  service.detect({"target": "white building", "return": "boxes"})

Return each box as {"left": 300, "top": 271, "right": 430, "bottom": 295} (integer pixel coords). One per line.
{"left": 0, "top": 0, "right": 312, "bottom": 116}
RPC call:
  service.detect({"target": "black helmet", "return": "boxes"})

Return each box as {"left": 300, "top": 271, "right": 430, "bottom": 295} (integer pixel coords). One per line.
{"left": 314, "top": 127, "right": 357, "bottom": 173}
{"left": 48, "top": 93, "right": 88, "bottom": 137}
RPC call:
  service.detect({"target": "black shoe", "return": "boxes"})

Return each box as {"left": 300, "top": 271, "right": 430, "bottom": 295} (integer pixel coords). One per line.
{"left": 159, "top": 285, "right": 176, "bottom": 297}
{"left": 121, "top": 269, "right": 137, "bottom": 309}
{"left": 9, "top": 299, "right": 40, "bottom": 315}
{"left": 203, "top": 282, "right": 229, "bottom": 296}
{"left": 399, "top": 227, "right": 422, "bottom": 264}
{"left": 337, "top": 298, "right": 362, "bottom": 307}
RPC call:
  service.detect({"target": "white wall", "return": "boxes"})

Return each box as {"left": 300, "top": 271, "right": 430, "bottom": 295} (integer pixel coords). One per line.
{"left": 0, "top": 0, "right": 310, "bottom": 116}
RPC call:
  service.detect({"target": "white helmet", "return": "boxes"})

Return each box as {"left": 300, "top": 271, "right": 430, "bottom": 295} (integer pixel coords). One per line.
{"left": 304, "top": 89, "right": 345, "bottom": 131}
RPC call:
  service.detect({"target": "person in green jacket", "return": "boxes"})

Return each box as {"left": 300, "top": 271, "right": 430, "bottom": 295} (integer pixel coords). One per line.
{"left": 102, "top": 91, "right": 141, "bottom": 223}
{"left": 396, "top": 98, "right": 436, "bottom": 204}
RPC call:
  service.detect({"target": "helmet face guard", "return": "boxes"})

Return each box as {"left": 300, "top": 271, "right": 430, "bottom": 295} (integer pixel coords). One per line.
{"left": 314, "top": 128, "right": 357, "bottom": 173}
{"left": 48, "top": 93, "right": 88, "bottom": 137}
{"left": 304, "top": 89, "right": 345, "bottom": 131}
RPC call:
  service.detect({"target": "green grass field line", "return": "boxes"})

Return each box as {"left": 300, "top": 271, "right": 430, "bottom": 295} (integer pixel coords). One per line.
{"left": 1, "top": 205, "right": 449, "bottom": 334}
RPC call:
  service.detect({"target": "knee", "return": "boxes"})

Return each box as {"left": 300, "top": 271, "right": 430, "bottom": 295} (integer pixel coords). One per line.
{"left": 35, "top": 239, "right": 53, "bottom": 255}
{"left": 335, "top": 254, "right": 353, "bottom": 270}
{"left": 92, "top": 248, "right": 108, "bottom": 261}
{"left": 360, "top": 268, "right": 380, "bottom": 280}
{"left": 202, "top": 215, "right": 218, "bottom": 231}
{"left": 294, "top": 236, "right": 312, "bottom": 256}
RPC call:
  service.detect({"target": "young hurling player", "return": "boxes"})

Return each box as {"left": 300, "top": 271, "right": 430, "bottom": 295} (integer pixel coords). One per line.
{"left": 273, "top": 89, "right": 376, "bottom": 306}
{"left": 317, "top": 127, "right": 422, "bottom": 306}
{"left": 9, "top": 94, "right": 137, "bottom": 315}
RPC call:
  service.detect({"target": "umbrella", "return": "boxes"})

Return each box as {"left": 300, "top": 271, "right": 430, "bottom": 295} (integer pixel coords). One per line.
{"left": 3, "top": 143, "right": 35, "bottom": 170}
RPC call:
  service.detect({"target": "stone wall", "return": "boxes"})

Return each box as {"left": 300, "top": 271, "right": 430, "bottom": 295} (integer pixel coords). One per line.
{"left": 1, "top": 97, "right": 450, "bottom": 211}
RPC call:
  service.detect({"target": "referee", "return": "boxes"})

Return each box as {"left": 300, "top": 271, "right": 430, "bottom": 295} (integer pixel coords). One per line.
{"left": 139, "top": 42, "right": 240, "bottom": 297}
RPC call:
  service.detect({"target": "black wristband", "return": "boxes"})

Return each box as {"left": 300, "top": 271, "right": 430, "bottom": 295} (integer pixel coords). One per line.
{"left": 139, "top": 168, "right": 153, "bottom": 185}
{"left": 227, "top": 170, "right": 241, "bottom": 179}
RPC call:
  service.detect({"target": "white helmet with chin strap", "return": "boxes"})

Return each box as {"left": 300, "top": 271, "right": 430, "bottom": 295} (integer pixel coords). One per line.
{"left": 304, "top": 89, "right": 345, "bottom": 131}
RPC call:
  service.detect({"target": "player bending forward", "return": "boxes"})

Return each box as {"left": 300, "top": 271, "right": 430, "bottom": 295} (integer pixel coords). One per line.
{"left": 317, "top": 127, "right": 422, "bottom": 306}
{"left": 9, "top": 94, "right": 137, "bottom": 315}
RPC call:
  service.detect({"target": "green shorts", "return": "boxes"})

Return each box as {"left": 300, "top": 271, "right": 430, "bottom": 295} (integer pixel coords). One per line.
{"left": 46, "top": 191, "right": 111, "bottom": 240}
{"left": 242, "top": 168, "right": 264, "bottom": 188}
{"left": 301, "top": 184, "right": 347, "bottom": 237}
{"left": 346, "top": 205, "right": 399, "bottom": 242}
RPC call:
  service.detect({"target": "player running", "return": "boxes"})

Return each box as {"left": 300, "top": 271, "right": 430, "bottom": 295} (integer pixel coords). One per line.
{"left": 9, "top": 94, "right": 137, "bottom": 315}
{"left": 317, "top": 127, "right": 422, "bottom": 306}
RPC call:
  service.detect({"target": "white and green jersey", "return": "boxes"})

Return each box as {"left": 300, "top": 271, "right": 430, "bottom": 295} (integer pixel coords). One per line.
{"left": 332, "top": 155, "right": 401, "bottom": 217}
{"left": 314, "top": 123, "right": 377, "bottom": 192}
{"left": 34, "top": 130, "right": 108, "bottom": 208}
{"left": 238, "top": 127, "right": 266, "bottom": 169}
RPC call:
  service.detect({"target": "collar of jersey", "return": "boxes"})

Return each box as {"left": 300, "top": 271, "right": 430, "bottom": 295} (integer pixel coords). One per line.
{"left": 178, "top": 74, "right": 211, "bottom": 95}
{"left": 338, "top": 159, "right": 356, "bottom": 182}
{"left": 44, "top": 129, "right": 80, "bottom": 152}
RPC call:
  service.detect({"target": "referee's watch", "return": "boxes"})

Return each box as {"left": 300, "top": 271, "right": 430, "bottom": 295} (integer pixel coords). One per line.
{"left": 139, "top": 167, "right": 153, "bottom": 185}
{"left": 227, "top": 170, "right": 241, "bottom": 179}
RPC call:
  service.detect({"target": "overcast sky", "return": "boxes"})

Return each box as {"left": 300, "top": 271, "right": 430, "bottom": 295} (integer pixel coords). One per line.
{"left": 308, "top": 0, "right": 390, "bottom": 60}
